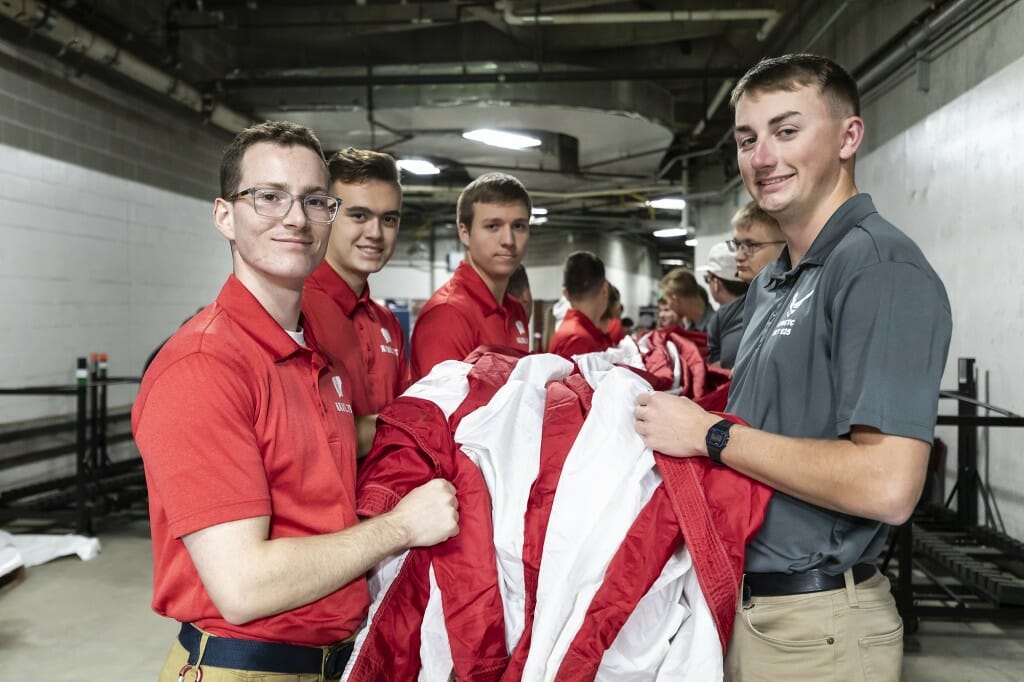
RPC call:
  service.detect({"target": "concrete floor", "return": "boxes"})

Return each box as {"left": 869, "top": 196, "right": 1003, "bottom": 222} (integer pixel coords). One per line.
{"left": 1, "top": 515, "right": 1023, "bottom": 680}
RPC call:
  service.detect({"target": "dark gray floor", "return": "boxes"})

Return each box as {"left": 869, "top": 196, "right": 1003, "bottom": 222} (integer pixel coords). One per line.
{"left": 1, "top": 517, "right": 1023, "bottom": 680}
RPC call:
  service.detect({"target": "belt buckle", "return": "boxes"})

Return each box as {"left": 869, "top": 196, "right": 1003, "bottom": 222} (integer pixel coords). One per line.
{"left": 324, "top": 642, "right": 352, "bottom": 679}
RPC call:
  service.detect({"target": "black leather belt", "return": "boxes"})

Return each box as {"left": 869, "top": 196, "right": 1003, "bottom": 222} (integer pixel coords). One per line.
{"left": 178, "top": 622, "right": 353, "bottom": 678}
{"left": 744, "top": 563, "right": 878, "bottom": 598}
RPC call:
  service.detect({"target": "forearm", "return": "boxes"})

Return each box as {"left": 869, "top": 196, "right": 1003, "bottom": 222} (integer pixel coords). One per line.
{"left": 355, "top": 414, "right": 377, "bottom": 458}
{"left": 186, "top": 512, "right": 410, "bottom": 625}
{"left": 720, "top": 426, "right": 928, "bottom": 524}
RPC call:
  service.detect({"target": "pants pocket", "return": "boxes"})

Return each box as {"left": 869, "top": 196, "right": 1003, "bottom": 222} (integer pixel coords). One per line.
{"left": 858, "top": 622, "right": 903, "bottom": 682}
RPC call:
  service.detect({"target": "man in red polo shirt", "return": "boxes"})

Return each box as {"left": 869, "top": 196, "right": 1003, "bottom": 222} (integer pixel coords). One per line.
{"left": 132, "top": 121, "right": 459, "bottom": 682}
{"left": 410, "top": 172, "right": 532, "bottom": 379}
{"left": 548, "top": 251, "right": 613, "bottom": 359}
{"left": 303, "top": 148, "right": 410, "bottom": 455}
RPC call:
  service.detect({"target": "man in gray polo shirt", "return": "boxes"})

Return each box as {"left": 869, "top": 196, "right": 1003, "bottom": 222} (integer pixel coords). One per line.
{"left": 634, "top": 54, "right": 951, "bottom": 680}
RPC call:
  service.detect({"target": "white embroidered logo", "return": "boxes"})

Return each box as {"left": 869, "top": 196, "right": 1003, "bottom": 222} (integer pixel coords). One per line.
{"left": 773, "top": 289, "right": 815, "bottom": 337}
{"left": 379, "top": 326, "right": 399, "bottom": 357}
{"left": 515, "top": 320, "right": 526, "bottom": 335}
{"left": 787, "top": 289, "right": 815, "bottom": 317}
{"left": 331, "top": 375, "right": 353, "bottom": 413}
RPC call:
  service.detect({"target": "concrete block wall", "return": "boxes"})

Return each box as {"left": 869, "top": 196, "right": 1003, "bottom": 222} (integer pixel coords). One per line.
{"left": 0, "top": 141, "right": 225, "bottom": 423}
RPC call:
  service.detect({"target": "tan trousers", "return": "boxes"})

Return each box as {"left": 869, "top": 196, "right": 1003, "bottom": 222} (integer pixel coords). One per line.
{"left": 157, "top": 636, "right": 334, "bottom": 682}
{"left": 724, "top": 569, "right": 903, "bottom": 682}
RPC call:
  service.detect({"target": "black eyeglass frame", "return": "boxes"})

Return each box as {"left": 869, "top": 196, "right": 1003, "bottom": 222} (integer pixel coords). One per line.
{"left": 725, "top": 238, "right": 786, "bottom": 255}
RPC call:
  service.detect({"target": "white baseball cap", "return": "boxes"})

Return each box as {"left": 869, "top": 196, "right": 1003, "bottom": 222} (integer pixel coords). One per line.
{"left": 697, "top": 242, "right": 743, "bottom": 282}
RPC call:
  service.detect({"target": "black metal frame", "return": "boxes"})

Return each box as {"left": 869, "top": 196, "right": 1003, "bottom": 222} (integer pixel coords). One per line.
{"left": 887, "top": 357, "right": 1024, "bottom": 634}
{"left": 0, "top": 357, "right": 143, "bottom": 534}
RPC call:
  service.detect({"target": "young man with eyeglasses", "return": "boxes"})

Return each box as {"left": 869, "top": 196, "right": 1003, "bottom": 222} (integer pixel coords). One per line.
{"left": 133, "top": 121, "right": 459, "bottom": 682}
{"left": 728, "top": 200, "right": 786, "bottom": 283}
{"left": 698, "top": 242, "right": 749, "bottom": 369}
{"left": 302, "top": 148, "right": 411, "bottom": 456}
{"left": 410, "top": 172, "right": 532, "bottom": 379}
{"left": 635, "top": 55, "right": 951, "bottom": 680}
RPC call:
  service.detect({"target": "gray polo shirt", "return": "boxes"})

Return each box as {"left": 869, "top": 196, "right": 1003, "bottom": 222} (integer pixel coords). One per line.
{"left": 707, "top": 294, "right": 745, "bottom": 369}
{"left": 727, "top": 193, "right": 952, "bottom": 575}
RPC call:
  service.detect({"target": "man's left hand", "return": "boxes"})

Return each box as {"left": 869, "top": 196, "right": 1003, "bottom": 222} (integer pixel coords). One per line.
{"left": 634, "top": 391, "right": 718, "bottom": 459}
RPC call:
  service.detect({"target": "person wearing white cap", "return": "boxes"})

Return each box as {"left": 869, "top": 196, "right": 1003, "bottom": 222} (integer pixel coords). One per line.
{"left": 699, "top": 242, "right": 749, "bottom": 368}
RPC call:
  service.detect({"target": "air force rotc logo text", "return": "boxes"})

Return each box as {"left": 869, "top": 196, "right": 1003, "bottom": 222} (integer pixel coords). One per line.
{"left": 515, "top": 320, "right": 529, "bottom": 345}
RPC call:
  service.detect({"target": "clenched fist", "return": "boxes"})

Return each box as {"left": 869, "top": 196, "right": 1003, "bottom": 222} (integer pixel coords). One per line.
{"left": 390, "top": 478, "right": 460, "bottom": 548}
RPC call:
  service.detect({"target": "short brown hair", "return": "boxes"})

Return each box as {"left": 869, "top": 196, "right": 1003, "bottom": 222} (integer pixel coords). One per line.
{"left": 328, "top": 147, "right": 401, "bottom": 188}
{"left": 563, "top": 251, "right": 606, "bottom": 301}
{"left": 659, "top": 268, "right": 702, "bottom": 299}
{"left": 730, "top": 53, "right": 859, "bottom": 117}
{"left": 219, "top": 120, "right": 326, "bottom": 198}
{"left": 457, "top": 172, "right": 532, "bottom": 229}
{"left": 731, "top": 200, "right": 783, "bottom": 236}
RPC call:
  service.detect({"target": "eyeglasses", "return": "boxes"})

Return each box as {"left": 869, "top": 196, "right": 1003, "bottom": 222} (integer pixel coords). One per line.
{"left": 226, "top": 187, "right": 341, "bottom": 223}
{"left": 726, "top": 238, "right": 786, "bottom": 255}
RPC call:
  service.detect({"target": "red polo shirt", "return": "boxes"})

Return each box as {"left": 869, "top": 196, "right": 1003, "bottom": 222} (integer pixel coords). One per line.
{"left": 132, "top": 275, "right": 368, "bottom": 646}
{"left": 303, "top": 262, "right": 411, "bottom": 415}
{"left": 410, "top": 261, "right": 530, "bottom": 379}
{"left": 548, "top": 307, "right": 612, "bottom": 359}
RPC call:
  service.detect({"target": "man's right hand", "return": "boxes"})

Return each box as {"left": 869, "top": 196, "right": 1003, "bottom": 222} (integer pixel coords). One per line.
{"left": 390, "top": 478, "right": 460, "bottom": 548}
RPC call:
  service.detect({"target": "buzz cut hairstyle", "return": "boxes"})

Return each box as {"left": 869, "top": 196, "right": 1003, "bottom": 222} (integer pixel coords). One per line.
{"left": 563, "top": 251, "right": 606, "bottom": 301}
{"left": 729, "top": 53, "right": 860, "bottom": 118}
{"left": 457, "top": 172, "right": 532, "bottom": 230}
{"left": 732, "top": 200, "right": 784, "bottom": 237}
{"left": 327, "top": 147, "right": 402, "bottom": 189}
{"left": 220, "top": 120, "right": 326, "bottom": 199}
{"left": 659, "top": 267, "right": 702, "bottom": 299}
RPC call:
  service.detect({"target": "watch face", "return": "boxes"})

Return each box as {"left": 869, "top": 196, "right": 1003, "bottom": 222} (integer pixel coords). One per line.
{"left": 709, "top": 428, "right": 727, "bottom": 448}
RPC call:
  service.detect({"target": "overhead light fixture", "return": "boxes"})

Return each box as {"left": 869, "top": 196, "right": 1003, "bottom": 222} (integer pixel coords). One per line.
{"left": 652, "top": 227, "right": 688, "bottom": 238}
{"left": 645, "top": 197, "right": 688, "bottom": 211}
{"left": 685, "top": 238, "right": 698, "bottom": 247}
{"left": 531, "top": 207, "right": 548, "bottom": 216}
{"left": 530, "top": 216, "right": 548, "bottom": 225}
{"left": 463, "top": 128, "right": 542, "bottom": 150}
{"left": 659, "top": 258, "right": 685, "bottom": 266}
{"left": 397, "top": 159, "right": 441, "bottom": 175}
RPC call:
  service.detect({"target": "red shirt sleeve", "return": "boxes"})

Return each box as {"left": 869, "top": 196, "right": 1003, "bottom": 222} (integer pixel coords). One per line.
{"left": 410, "top": 304, "right": 477, "bottom": 379}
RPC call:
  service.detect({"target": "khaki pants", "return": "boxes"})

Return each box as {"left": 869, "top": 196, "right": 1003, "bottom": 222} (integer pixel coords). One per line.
{"left": 724, "top": 569, "right": 903, "bottom": 682}
{"left": 157, "top": 636, "right": 335, "bottom": 682}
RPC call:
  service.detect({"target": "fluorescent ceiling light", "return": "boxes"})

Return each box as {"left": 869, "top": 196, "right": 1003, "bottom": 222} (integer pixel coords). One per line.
{"left": 531, "top": 207, "right": 548, "bottom": 215}
{"left": 659, "top": 258, "right": 685, "bottom": 266}
{"left": 685, "top": 238, "right": 698, "bottom": 247}
{"left": 530, "top": 216, "right": 548, "bottom": 225}
{"left": 652, "top": 227, "right": 687, "bottom": 238}
{"left": 397, "top": 159, "right": 441, "bottom": 175}
{"left": 463, "top": 128, "right": 542, "bottom": 150}
{"left": 645, "top": 197, "right": 688, "bottom": 211}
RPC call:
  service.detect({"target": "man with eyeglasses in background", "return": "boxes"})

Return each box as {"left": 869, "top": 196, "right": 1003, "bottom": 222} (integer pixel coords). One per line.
{"left": 728, "top": 200, "right": 786, "bottom": 284}
{"left": 133, "top": 121, "right": 459, "bottom": 682}
{"left": 303, "top": 148, "right": 411, "bottom": 457}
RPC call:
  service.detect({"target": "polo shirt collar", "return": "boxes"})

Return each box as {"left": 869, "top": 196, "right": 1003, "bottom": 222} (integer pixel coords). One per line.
{"left": 564, "top": 307, "right": 607, "bottom": 343}
{"left": 307, "top": 261, "right": 371, "bottom": 317}
{"left": 453, "top": 261, "right": 512, "bottom": 317}
{"left": 216, "top": 275, "right": 308, "bottom": 361}
{"left": 764, "top": 193, "right": 878, "bottom": 290}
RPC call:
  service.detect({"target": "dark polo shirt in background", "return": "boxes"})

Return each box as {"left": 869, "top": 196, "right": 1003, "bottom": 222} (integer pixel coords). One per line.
{"left": 707, "top": 295, "right": 745, "bottom": 369}
{"left": 727, "top": 193, "right": 952, "bottom": 575}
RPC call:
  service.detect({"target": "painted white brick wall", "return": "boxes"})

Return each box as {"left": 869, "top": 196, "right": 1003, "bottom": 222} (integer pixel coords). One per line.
{"left": 0, "top": 142, "right": 225, "bottom": 422}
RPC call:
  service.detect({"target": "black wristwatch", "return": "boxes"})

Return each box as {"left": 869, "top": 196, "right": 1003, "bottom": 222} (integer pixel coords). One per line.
{"left": 705, "top": 419, "right": 734, "bottom": 466}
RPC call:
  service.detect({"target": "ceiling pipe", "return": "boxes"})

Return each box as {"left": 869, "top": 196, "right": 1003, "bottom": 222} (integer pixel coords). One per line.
{"left": 690, "top": 78, "right": 735, "bottom": 138}
{"left": 856, "top": 0, "right": 978, "bottom": 94}
{"left": 499, "top": 2, "right": 781, "bottom": 40}
{"left": 0, "top": 0, "right": 250, "bottom": 133}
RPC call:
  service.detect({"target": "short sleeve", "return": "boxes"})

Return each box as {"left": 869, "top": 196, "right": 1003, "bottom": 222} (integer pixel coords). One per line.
{"left": 410, "top": 305, "right": 477, "bottom": 380}
{"left": 134, "top": 354, "right": 271, "bottom": 537}
{"left": 831, "top": 261, "right": 951, "bottom": 442}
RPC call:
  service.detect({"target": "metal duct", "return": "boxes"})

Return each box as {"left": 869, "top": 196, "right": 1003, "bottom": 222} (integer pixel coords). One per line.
{"left": 0, "top": 0, "right": 249, "bottom": 133}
